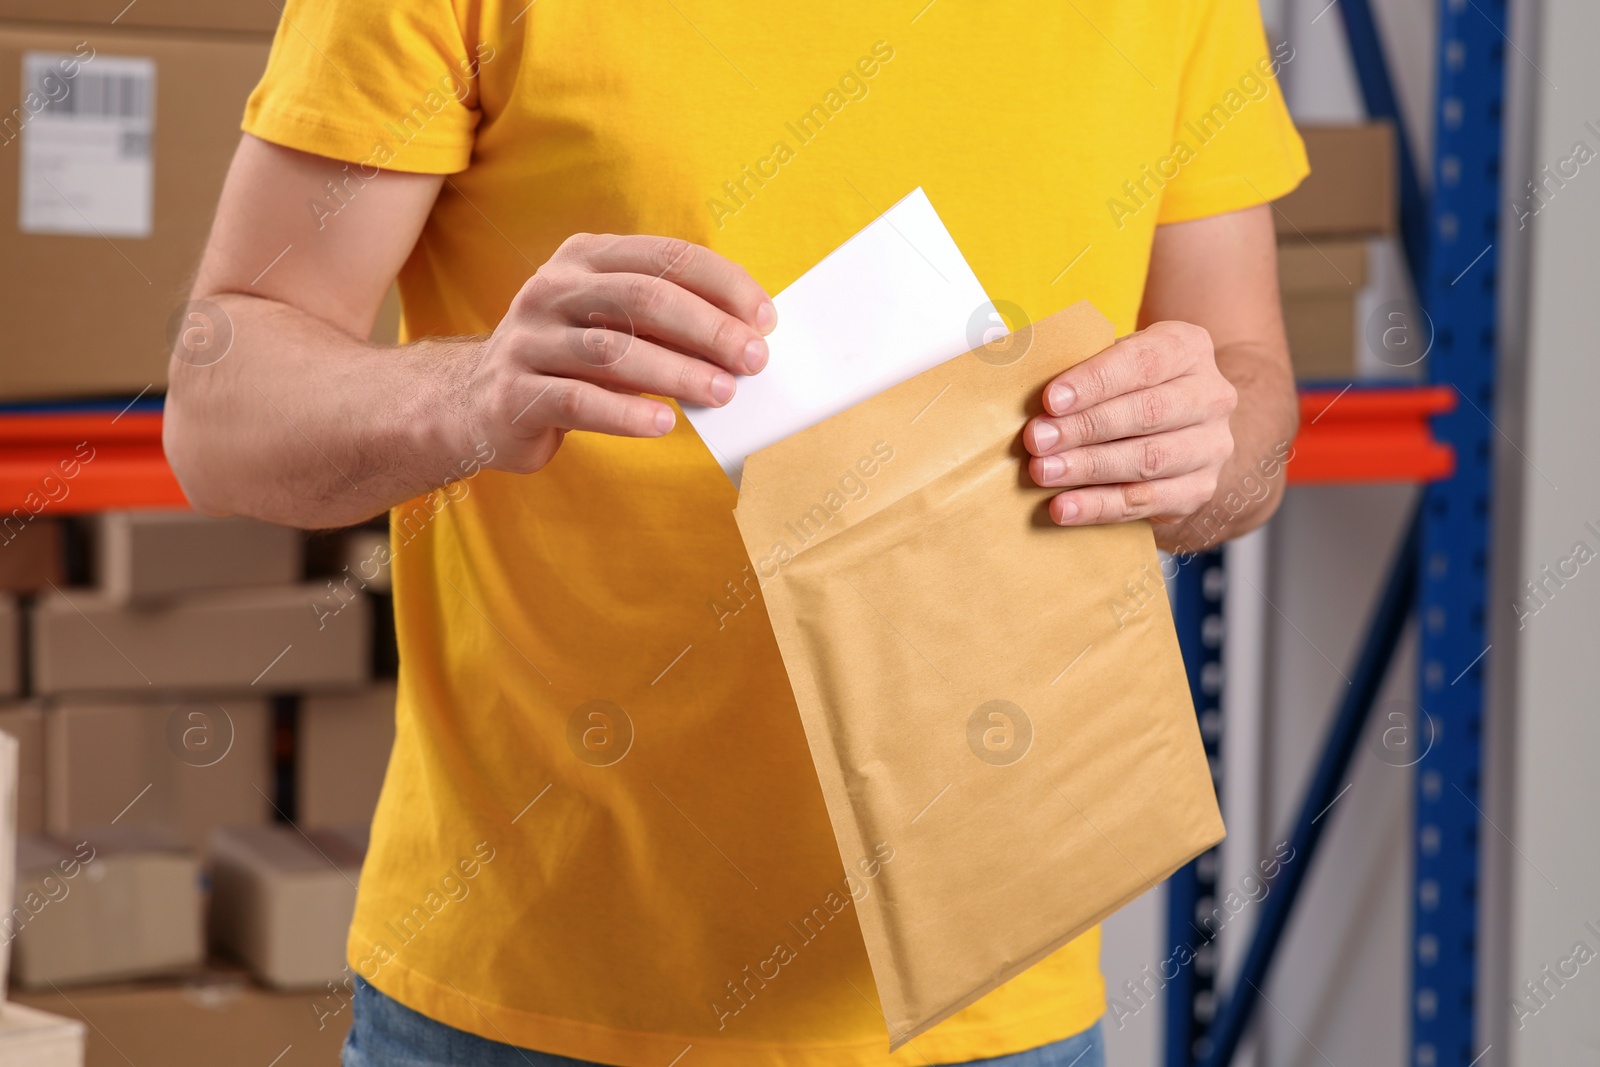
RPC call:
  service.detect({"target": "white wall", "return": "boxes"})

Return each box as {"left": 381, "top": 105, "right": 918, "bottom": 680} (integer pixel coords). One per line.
{"left": 1259, "top": 484, "right": 1417, "bottom": 1067}
{"left": 1504, "top": 0, "right": 1600, "bottom": 1062}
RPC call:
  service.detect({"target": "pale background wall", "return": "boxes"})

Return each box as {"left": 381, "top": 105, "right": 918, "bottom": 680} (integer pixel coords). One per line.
{"left": 1503, "top": 0, "right": 1600, "bottom": 1061}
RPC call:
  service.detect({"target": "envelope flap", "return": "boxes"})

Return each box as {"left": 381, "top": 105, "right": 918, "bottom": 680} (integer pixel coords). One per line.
{"left": 734, "top": 302, "right": 1116, "bottom": 551}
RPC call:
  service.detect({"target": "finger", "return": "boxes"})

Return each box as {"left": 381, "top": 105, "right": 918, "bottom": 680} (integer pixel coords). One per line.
{"left": 561, "top": 271, "right": 767, "bottom": 375}
{"left": 1042, "top": 322, "right": 1207, "bottom": 417}
{"left": 1029, "top": 426, "right": 1220, "bottom": 488}
{"left": 1026, "top": 382, "right": 1205, "bottom": 455}
{"left": 542, "top": 326, "right": 737, "bottom": 407}
{"left": 563, "top": 234, "right": 777, "bottom": 335}
{"left": 1049, "top": 472, "right": 1216, "bottom": 526}
{"left": 509, "top": 375, "right": 676, "bottom": 438}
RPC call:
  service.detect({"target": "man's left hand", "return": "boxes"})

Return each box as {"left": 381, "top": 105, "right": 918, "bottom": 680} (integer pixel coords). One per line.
{"left": 1024, "top": 320, "right": 1238, "bottom": 527}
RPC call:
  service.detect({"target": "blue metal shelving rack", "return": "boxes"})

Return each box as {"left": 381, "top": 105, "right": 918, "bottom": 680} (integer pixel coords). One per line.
{"left": 1164, "top": 0, "right": 1507, "bottom": 1064}
{"left": 1167, "top": 552, "right": 1227, "bottom": 1067}
{"left": 1407, "top": 0, "right": 1503, "bottom": 1059}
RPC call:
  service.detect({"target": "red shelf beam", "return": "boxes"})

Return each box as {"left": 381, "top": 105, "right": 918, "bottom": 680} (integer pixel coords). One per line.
{"left": 0, "top": 411, "right": 187, "bottom": 517}
{"left": 1287, "top": 385, "right": 1456, "bottom": 485}
{"left": 0, "top": 385, "right": 1457, "bottom": 516}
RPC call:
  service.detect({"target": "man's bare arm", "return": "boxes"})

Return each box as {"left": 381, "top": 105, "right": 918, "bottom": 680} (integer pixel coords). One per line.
{"left": 165, "top": 135, "right": 775, "bottom": 529}
{"left": 1022, "top": 204, "right": 1298, "bottom": 552}
{"left": 1139, "top": 204, "right": 1299, "bottom": 551}
{"left": 164, "top": 136, "right": 460, "bottom": 526}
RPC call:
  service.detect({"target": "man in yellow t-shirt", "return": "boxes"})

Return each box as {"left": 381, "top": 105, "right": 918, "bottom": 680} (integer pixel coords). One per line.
{"left": 166, "top": 1, "right": 1306, "bottom": 1064}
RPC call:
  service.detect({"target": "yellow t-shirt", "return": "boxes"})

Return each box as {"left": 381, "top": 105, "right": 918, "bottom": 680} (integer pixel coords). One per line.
{"left": 244, "top": 4, "right": 1305, "bottom": 1064}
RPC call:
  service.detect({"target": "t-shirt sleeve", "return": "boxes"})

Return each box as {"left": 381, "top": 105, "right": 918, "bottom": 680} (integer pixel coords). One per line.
{"left": 1156, "top": 0, "right": 1309, "bottom": 225}
{"left": 242, "top": 0, "right": 485, "bottom": 174}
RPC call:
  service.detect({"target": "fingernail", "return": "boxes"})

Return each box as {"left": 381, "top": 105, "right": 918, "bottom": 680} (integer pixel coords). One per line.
{"left": 744, "top": 338, "right": 769, "bottom": 373}
{"left": 1031, "top": 421, "right": 1060, "bottom": 452}
{"left": 1047, "top": 384, "right": 1075, "bottom": 416}
{"left": 711, "top": 372, "right": 736, "bottom": 405}
{"left": 655, "top": 407, "right": 676, "bottom": 434}
{"left": 1039, "top": 454, "right": 1064, "bottom": 482}
{"left": 756, "top": 301, "right": 778, "bottom": 334}
{"left": 1056, "top": 497, "right": 1080, "bottom": 523}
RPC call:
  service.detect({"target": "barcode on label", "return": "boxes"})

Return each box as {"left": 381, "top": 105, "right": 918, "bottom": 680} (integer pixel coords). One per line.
{"left": 37, "top": 70, "right": 152, "bottom": 120}
{"left": 22, "top": 53, "right": 156, "bottom": 125}
{"left": 19, "top": 52, "right": 157, "bottom": 238}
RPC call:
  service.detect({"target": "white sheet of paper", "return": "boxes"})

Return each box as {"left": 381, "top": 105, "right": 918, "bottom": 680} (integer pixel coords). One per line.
{"left": 683, "top": 188, "right": 995, "bottom": 487}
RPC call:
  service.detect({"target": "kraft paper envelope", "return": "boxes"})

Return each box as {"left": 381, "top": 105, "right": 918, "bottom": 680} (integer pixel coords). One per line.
{"left": 733, "top": 301, "right": 1224, "bottom": 1049}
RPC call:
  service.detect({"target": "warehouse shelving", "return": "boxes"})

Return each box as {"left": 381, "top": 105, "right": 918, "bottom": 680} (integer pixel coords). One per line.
{"left": 1166, "top": 0, "right": 1508, "bottom": 1064}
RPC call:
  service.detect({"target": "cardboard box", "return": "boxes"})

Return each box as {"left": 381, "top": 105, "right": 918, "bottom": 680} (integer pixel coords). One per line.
{"left": 209, "top": 824, "right": 364, "bottom": 989}
{"left": 0, "top": 1, "right": 279, "bottom": 35}
{"left": 338, "top": 527, "right": 392, "bottom": 595}
{"left": 1274, "top": 123, "right": 1396, "bottom": 238}
{"left": 95, "top": 510, "right": 303, "bottom": 604}
{"left": 0, "top": 703, "right": 45, "bottom": 834}
{"left": 1279, "top": 239, "right": 1369, "bottom": 380}
{"left": 32, "top": 584, "right": 371, "bottom": 695}
{"left": 0, "top": 518, "right": 65, "bottom": 594}
{"left": 0, "top": 25, "right": 270, "bottom": 399}
{"left": 0, "top": 729, "right": 17, "bottom": 992}
{"left": 9, "top": 830, "right": 204, "bottom": 988}
{"left": 298, "top": 684, "right": 395, "bottom": 828}
{"left": 45, "top": 698, "right": 271, "bottom": 849}
{"left": 13, "top": 968, "right": 350, "bottom": 1067}
{"left": 0, "top": 597, "right": 16, "bottom": 698}
{"left": 0, "top": 1002, "right": 85, "bottom": 1067}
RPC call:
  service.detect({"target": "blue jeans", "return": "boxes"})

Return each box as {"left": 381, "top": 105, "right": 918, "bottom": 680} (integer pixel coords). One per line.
{"left": 343, "top": 978, "right": 1105, "bottom": 1067}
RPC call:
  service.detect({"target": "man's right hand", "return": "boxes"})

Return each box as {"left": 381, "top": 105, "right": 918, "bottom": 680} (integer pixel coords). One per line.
{"left": 467, "top": 234, "right": 777, "bottom": 475}
{"left": 164, "top": 137, "right": 777, "bottom": 527}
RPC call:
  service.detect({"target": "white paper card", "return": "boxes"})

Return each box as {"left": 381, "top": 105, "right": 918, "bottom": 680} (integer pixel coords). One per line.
{"left": 20, "top": 53, "right": 155, "bottom": 238}
{"left": 684, "top": 188, "right": 995, "bottom": 486}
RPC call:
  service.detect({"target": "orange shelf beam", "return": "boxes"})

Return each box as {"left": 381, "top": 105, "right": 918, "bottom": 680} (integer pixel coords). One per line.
{"left": 1287, "top": 385, "right": 1456, "bottom": 484}
{"left": 0, "top": 410, "right": 188, "bottom": 516}
{"left": 0, "top": 384, "right": 1457, "bottom": 515}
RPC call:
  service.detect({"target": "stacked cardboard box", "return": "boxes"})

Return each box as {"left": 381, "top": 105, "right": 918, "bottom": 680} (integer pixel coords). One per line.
{"left": 10, "top": 510, "right": 376, "bottom": 1004}
{"left": 0, "top": 15, "right": 275, "bottom": 399}
{"left": 95, "top": 510, "right": 301, "bottom": 603}
{"left": 299, "top": 683, "right": 396, "bottom": 829}
{"left": 9, "top": 830, "right": 204, "bottom": 989}
{"left": 13, "top": 966, "right": 350, "bottom": 1067}
{"left": 0, "top": 2, "right": 399, "bottom": 400}
{"left": 1278, "top": 240, "right": 1370, "bottom": 380}
{"left": 0, "top": 734, "right": 17, "bottom": 990}
{"left": 0, "top": 601, "right": 15, "bottom": 701}
{"left": 0, "top": 730, "right": 87, "bottom": 1063}
{"left": 32, "top": 511, "right": 367, "bottom": 695}
{"left": 335, "top": 526, "right": 394, "bottom": 596}
{"left": 209, "top": 824, "right": 365, "bottom": 989}
{"left": 36, "top": 509, "right": 349, "bottom": 746}
{"left": 32, "top": 582, "right": 369, "bottom": 695}
{"left": 1274, "top": 123, "right": 1398, "bottom": 380}
{"left": 45, "top": 699, "right": 273, "bottom": 849}
{"left": 0, "top": 1002, "right": 85, "bottom": 1066}
{"left": 0, "top": 706, "right": 42, "bottom": 835}
{"left": 0, "top": 520, "right": 65, "bottom": 596}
